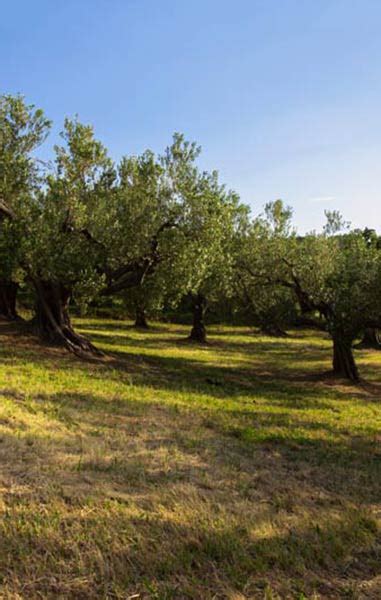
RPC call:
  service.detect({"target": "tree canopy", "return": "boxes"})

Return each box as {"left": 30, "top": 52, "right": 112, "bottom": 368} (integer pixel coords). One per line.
{"left": 1, "top": 94, "right": 381, "bottom": 382}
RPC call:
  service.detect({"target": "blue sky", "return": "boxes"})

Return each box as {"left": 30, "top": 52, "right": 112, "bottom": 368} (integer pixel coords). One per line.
{"left": 1, "top": 0, "right": 380, "bottom": 231}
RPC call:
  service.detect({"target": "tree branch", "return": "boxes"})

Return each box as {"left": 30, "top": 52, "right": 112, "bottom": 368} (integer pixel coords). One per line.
{"left": 101, "top": 219, "right": 176, "bottom": 295}
{"left": 0, "top": 198, "right": 15, "bottom": 220}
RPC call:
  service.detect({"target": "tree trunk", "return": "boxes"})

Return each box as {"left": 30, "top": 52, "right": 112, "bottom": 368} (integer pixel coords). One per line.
{"left": 332, "top": 336, "right": 359, "bottom": 381}
{"left": 0, "top": 280, "right": 19, "bottom": 320}
{"left": 34, "top": 280, "right": 102, "bottom": 356}
{"left": 134, "top": 305, "right": 149, "bottom": 329}
{"left": 355, "top": 328, "right": 381, "bottom": 349}
{"left": 189, "top": 293, "right": 207, "bottom": 343}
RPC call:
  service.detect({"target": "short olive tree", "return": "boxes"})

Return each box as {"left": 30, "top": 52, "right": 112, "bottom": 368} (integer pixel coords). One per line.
{"left": 244, "top": 205, "right": 381, "bottom": 381}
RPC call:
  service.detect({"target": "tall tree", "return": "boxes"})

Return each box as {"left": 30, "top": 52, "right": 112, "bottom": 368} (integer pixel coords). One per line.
{"left": 0, "top": 94, "right": 51, "bottom": 319}
{"left": 18, "top": 118, "right": 112, "bottom": 353}
{"left": 95, "top": 134, "right": 247, "bottom": 342}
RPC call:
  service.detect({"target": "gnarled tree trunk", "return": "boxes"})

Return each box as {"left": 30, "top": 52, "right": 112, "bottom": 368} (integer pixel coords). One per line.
{"left": 0, "top": 280, "right": 19, "bottom": 320}
{"left": 189, "top": 292, "right": 207, "bottom": 343}
{"left": 34, "top": 280, "right": 101, "bottom": 356}
{"left": 332, "top": 336, "right": 359, "bottom": 381}
{"left": 134, "top": 305, "right": 149, "bottom": 329}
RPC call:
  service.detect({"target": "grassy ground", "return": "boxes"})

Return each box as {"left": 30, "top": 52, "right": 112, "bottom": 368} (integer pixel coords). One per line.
{"left": 0, "top": 320, "right": 381, "bottom": 599}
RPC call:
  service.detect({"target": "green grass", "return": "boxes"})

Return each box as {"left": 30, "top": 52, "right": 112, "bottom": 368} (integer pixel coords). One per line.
{"left": 1, "top": 319, "right": 381, "bottom": 599}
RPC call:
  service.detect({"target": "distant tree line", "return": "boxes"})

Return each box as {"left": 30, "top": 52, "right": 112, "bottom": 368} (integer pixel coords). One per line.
{"left": 1, "top": 94, "right": 381, "bottom": 381}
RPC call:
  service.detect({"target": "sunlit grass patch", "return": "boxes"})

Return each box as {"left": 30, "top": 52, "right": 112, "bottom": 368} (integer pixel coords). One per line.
{"left": 0, "top": 319, "right": 381, "bottom": 598}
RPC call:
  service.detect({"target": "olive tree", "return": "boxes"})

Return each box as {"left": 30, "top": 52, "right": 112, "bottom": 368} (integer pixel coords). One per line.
{"left": 17, "top": 118, "right": 112, "bottom": 353}
{"left": 0, "top": 94, "right": 51, "bottom": 319}
{"left": 235, "top": 200, "right": 297, "bottom": 336}
{"left": 187, "top": 189, "right": 249, "bottom": 343}
{"left": 248, "top": 207, "right": 381, "bottom": 381}
{"left": 166, "top": 174, "right": 246, "bottom": 343}
{"left": 353, "top": 228, "right": 381, "bottom": 349}
{"left": 98, "top": 134, "right": 246, "bottom": 342}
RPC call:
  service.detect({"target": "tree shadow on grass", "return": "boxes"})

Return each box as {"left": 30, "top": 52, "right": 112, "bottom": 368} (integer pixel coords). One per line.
{"left": 77, "top": 320, "right": 186, "bottom": 335}
{"left": 1, "top": 384, "right": 380, "bottom": 508}
{"left": 2, "top": 321, "right": 381, "bottom": 597}
{"left": 1, "top": 392, "right": 381, "bottom": 599}
{"left": 5, "top": 380, "right": 379, "bottom": 507}
{"left": 77, "top": 323, "right": 330, "bottom": 353}
{"left": 1, "top": 321, "right": 378, "bottom": 409}
{"left": 105, "top": 346, "right": 377, "bottom": 405}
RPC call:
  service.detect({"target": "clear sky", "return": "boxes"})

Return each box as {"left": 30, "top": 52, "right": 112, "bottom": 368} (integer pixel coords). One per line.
{"left": 1, "top": 0, "right": 380, "bottom": 231}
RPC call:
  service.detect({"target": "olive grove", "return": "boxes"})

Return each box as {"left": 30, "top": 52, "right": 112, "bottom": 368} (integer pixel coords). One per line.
{"left": 1, "top": 94, "right": 381, "bottom": 380}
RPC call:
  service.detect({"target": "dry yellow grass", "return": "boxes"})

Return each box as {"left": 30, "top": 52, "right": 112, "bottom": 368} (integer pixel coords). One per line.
{"left": 0, "top": 319, "right": 381, "bottom": 599}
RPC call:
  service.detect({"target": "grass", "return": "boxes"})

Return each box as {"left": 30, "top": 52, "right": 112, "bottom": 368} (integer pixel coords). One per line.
{"left": 0, "top": 319, "right": 381, "bottom": 598}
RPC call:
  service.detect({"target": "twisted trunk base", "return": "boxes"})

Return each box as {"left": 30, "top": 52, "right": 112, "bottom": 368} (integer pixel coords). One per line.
{"left": 134, "top": 306, "right": 149, "bottom": 329}
{"left": 189, "top": 293, "right": 207, "bottom": 343}
{"left": 34, "top": 281, "right": 102, "bottom": 356}
{"left": 0, "top": 281, "right": 20, "bottom": 320}
{"left": 332, "top": 337, "right": 359, "bottom": 381}
{"left": 355, "top": 328, "right": 381, "bottom": 349}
